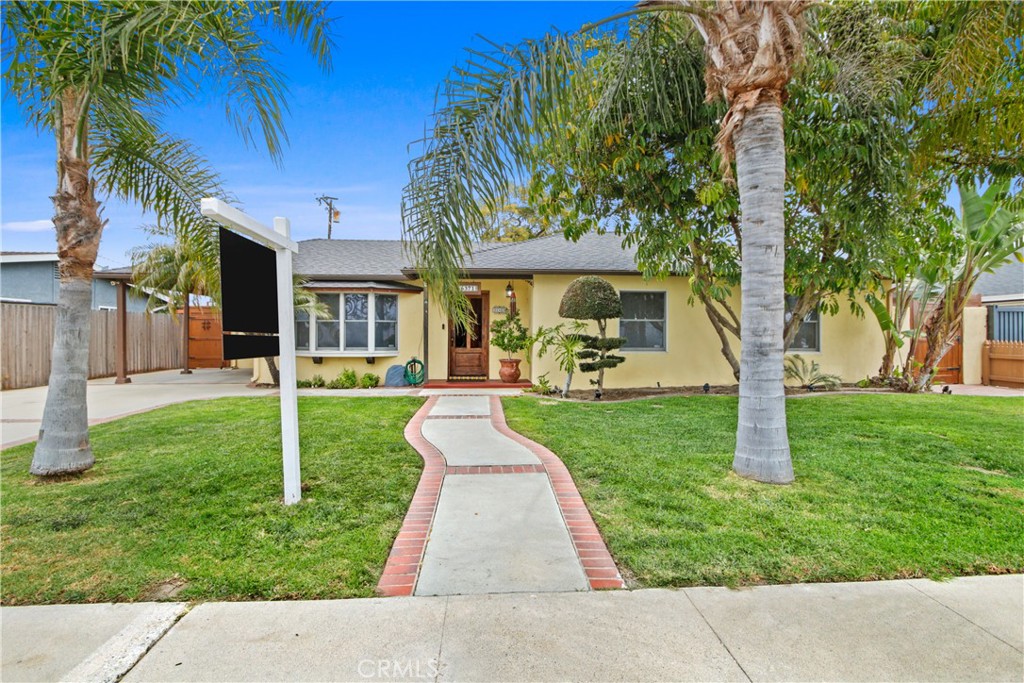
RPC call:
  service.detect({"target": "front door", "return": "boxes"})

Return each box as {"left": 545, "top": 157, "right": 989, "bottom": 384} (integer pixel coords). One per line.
{"left": 448, "top": 293, "right": 489, "bottom": 380}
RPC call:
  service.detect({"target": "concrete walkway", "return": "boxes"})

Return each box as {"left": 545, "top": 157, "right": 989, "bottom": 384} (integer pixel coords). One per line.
{"left": 380, "top": 393, "right": 622, "bottom": 597}
{"left": 930, "top": 383, "right": 1024, "bottom": 397}
{"left": 0, "top": 368, "right": 273, "bottom": 449}
{"left": 2, "top": 575, "right": 1020, "bottom": 682}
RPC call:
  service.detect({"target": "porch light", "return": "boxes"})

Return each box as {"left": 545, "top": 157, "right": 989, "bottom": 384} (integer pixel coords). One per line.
{"left": 505, "top": 282, "right": 515, "bottom": 298}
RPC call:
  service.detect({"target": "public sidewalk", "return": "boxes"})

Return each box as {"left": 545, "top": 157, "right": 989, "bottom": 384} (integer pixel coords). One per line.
{"left": 2, "top": 575, "right": 1020, "bottom": 682}
{"left": 377, "top": 393, "right": 623, "bottom": 597}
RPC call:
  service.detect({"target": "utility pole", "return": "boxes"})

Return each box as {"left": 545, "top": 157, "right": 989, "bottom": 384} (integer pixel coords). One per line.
{"left": 315, "top": 194, "right": 339, "bottom": 239}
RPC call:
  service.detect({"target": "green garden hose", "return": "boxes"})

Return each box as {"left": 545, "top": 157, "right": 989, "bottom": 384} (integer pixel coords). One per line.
{"left": 404, "top": 358, "right": 425, "bottom": 386}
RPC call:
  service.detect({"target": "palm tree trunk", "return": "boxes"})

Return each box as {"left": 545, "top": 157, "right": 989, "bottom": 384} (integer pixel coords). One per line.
{"left": 731, "top": 99, "right": 794, "bottom": 484}
{"left": 31, "top": 89, "right": 101, "bottom": 476}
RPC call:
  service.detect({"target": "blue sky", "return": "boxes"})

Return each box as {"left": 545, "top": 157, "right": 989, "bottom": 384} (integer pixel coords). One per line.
{"left": 1, "top": 1, "right": 619, "bottom": 268}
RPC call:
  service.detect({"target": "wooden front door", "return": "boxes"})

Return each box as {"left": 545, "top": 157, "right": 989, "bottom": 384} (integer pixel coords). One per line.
{"left": 448, "top": 292, "right": 489, "bottom": 379}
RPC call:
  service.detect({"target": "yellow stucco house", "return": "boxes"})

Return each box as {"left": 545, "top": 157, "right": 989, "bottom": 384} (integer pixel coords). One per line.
{"left": 250, "top": 232, "right": 886, "bottom": 387}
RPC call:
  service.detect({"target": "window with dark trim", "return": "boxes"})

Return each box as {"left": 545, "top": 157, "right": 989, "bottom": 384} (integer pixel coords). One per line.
{"left": 785, "top": 295, "right": 821, "bottom": 352}
{"left": 620, "top": 291, "right": 666, "bottom": 350}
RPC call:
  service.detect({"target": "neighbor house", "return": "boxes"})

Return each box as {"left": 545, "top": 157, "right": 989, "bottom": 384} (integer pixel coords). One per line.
{"left": 249, "top": 232, "right": 888, "bottom": 388}
{"left": 0, "top": 252, "right": 153, "bottom": 312}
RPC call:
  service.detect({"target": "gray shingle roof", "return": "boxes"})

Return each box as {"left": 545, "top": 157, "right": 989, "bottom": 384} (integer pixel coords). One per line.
{"left": 976, "top": 260, "right": 1024, "bottom": 297}
{"left": 460, "top": 232, "right": 639, "bottom": 274}
{"left": 295, "top": 239, "right": 409, "bottom": 280}
{"left": 294, "top": 232, "right": 640, "bottom": 279}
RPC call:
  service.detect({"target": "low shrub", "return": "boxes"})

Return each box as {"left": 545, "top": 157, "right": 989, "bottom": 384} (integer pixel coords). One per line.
{"left": 331, "top": 368, "right": 358, "bottom": 389}
{"left": 359, "top": 372, "right": 380, "bottom": 388}
{"left": 310, "top": 374, "right": 326, "bottom": 388}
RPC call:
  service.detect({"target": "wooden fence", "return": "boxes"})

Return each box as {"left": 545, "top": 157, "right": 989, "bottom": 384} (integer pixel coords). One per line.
{"left": 1, "top": 303, "right": 181, "bottom": 390}
{"left": 981, "top": 341, "right": 1024, "bottom": 388}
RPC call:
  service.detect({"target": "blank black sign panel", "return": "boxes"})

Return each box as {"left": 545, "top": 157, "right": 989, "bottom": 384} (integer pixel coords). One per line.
{"left": 223, "top": 333, "right": 279, "bottom": 361}
{"left": 219, "top": 227, "right": 279, "bottom": 360}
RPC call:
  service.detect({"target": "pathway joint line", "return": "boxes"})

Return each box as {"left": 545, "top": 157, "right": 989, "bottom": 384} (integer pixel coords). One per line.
{"left": 376, "top": 396, "right": 446, "bottom": 597}
{"left": 488, "top": 395, "right": 626, "bottom": 590}
{"left": 681, "top": 588, "right": 754, "bottom": 683}
{"left": 904, "top": 579, "right": 1024, "bottom": 654}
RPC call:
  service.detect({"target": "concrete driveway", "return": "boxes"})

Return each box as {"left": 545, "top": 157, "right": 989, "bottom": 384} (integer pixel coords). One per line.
{"left": 1, "top": 368, "right": 272, "bottom": 449}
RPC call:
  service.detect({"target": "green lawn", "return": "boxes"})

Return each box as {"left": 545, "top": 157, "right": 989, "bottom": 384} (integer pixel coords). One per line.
{"left": 1, "top": 397, "right": 423, "bottom": 605}
{"left": 503, "top": 394, "right": 1024, "bottom": 587}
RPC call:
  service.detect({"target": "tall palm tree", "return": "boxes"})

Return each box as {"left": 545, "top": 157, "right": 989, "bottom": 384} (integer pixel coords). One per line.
{"left": 403, "top": 1, "right": 809, "bottom": 483}
{"left": 4, "top": 2, "right": 334, "bottom": 476}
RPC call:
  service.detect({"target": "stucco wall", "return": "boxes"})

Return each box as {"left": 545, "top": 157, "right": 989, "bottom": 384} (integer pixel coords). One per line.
{"left": 961, "top": 306, "right": 987, "bottom": 385}
{"left": 1, "top": 261, "right": 59, "bottom": 304}
{"left": 528, "top": 274, "right": 885, "bottom": 389}
{"left": 252, "top": 274, "right": 886, "bottom": 388}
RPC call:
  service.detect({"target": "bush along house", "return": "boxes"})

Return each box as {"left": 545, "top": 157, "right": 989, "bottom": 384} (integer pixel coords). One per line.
{"left": 248, "top": 232, "right": 888, "bottom": 388}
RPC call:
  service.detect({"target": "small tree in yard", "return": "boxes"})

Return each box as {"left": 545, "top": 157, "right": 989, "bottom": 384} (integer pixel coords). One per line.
{"left": 558, "top": 276, "right": 626, "bottom": 395}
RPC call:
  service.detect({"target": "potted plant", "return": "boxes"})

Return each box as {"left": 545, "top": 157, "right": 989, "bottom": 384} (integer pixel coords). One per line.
{"left": 490, "top": 311, "right": 530, "bottom": 383}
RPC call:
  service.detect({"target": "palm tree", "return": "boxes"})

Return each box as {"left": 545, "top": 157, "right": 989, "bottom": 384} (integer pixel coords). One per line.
{"left": 4, "top": 2, "right": 334, "bottom": 476}
{"left": 403, "top": 1, "right": 810, "bottom": 483}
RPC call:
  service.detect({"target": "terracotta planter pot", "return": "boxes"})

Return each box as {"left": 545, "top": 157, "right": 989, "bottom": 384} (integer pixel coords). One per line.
{"left": 498, "top": 358, "right": 522, "bottom": 383}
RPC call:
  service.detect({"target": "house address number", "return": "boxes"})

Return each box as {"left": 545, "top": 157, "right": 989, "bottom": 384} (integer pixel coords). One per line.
{"left": 459, "top": 282, "right": 481, "bottom": 294}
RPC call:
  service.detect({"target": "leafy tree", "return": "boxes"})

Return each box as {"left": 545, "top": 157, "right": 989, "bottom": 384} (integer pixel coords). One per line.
{"left": 479, "top": 186, "right": 564, "bottom": 242}
{"left": 4, "top": 1, "right": 335, "bottom": 475}
{"left": 533, "top": 11, "right": 911, "bottom": 380}
{"left": 558, "top": 276, "right": 626, "bottom": 394}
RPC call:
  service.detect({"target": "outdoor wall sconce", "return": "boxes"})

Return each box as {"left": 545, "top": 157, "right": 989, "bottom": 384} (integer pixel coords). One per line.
{"left": 313, "top": 356, "right": 323, "bottom": 364}
{"left": 505, "top": 281, "right": 517, "bottom": 315}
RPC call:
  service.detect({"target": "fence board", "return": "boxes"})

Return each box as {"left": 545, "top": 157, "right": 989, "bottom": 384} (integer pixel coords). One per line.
{"left": 1, "top": 303, "right": 182, "bottom": 390}
{"left": 982, "top": 341, "right": 1024, "bottom": 389}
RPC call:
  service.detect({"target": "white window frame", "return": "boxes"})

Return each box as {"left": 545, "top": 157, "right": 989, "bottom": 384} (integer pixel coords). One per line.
{"left": 619, "top": 290, "right": 668, "bottom": 352}
{"left": 785, "top": 296, "right": 822, "bottom": 353}
{"left": 298, "top": 291, "right": 400, "bottom": 357}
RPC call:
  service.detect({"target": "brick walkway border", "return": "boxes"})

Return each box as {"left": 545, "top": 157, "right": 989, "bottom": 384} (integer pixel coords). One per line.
{"left": 376, "top": 394, "right": 626, "bottom": 596}
{"left": 377, "top": 396, "right": 445, "bottom": 597}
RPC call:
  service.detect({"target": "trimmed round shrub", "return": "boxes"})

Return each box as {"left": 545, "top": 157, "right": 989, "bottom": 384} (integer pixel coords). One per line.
{"left": 558, "top": 276, "right": 622, "bottom": 321}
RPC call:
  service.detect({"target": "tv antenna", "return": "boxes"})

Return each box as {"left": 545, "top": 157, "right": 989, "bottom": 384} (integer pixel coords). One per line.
{"left": 315, "top": 195, "right": 340, "bottom": 239}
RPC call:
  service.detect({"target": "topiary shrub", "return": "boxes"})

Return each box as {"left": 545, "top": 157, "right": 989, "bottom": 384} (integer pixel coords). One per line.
{"left": 558, "top": 276, "right": 626, "bottom": 396}
{"left": 559, "top": 276, "right": 623, "bottom": 321}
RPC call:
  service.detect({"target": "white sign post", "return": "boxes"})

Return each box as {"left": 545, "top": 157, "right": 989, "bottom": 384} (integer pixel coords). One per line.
{"left": 201, "top": 198, "right": 302, "bottom": 505}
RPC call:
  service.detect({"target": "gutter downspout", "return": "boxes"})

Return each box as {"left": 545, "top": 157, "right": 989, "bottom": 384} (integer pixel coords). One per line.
{"left": 422, "top": 288, "right": 429, "bottom": 382}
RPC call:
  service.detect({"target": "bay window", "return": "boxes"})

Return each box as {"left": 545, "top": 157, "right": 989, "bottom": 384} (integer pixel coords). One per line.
{"left": 296, "top": 292, "right": 399, "bottom": 355}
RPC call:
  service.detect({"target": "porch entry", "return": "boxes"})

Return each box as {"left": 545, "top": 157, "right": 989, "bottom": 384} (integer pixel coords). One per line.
{"left": 448, "top": 290, "right": 489, "bottom": 380}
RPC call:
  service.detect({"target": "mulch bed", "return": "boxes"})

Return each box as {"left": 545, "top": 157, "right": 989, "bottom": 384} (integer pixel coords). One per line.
{"left": 533, "top": 384, "right": 894, "bottom": 402}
